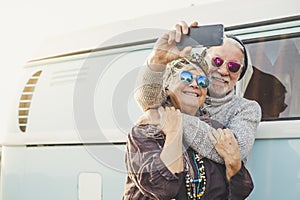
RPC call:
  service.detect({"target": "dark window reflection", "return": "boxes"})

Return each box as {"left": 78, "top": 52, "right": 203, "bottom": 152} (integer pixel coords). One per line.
{"left": 244, "top": 66, "right": 287, "bottom": 119}
{"left": 245, "top": 37, "right": 300, "bottom": 120}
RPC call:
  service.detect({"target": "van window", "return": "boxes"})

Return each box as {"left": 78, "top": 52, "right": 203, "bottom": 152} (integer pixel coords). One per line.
{"left": 244, "top": 37, "right": 300, "bottom": 120}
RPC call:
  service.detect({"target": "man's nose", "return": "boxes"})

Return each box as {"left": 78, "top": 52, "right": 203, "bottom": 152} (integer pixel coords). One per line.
{"left": 217, "top": 63, "right": 229, "bottom": 75}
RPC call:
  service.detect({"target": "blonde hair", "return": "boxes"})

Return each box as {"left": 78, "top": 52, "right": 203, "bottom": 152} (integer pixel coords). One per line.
{"left": 163, "top": 53, "right": 209, "bottom": 90}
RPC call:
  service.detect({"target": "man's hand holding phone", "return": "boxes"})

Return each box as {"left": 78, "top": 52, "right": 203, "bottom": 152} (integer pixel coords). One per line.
{"left": 147, "top": 21, "right": 224, "bottom": 72}
{"left": 147, "top": 21, "right": 193, "bottom": 72}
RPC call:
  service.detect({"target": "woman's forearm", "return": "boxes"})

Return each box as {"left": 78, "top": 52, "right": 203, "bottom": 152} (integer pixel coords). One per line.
{"left": 160, "top": 130, "right": 184, "bottom": 173}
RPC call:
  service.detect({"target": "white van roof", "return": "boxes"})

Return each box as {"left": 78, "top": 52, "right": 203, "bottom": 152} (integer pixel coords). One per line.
{"left": 33, "top": 0, "right": 299, "bottom": 60}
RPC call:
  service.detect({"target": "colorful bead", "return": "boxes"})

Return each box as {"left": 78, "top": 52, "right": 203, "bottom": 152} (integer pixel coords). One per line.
{"left": 185, "top": 152, "right": 206, "bottom": 199}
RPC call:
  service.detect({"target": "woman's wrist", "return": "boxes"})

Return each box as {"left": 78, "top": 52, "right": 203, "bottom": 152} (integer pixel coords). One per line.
{"left": 161, "top": 130, "right": 183, "bottom": 173}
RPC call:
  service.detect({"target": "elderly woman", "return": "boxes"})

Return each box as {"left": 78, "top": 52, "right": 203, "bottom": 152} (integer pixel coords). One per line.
{"left": 122, "top": 55, "right": 253, "bottom": 200}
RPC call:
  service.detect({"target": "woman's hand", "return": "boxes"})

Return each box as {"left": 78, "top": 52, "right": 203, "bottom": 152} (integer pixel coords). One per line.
{"left": 159, "top": 106, "right": 183, "bottom": 173}
{"left": 157, "top": 106, "right": 182, "bottom": 136}
{"left": 136, "top": 107, "right": 182, "bottom": 134}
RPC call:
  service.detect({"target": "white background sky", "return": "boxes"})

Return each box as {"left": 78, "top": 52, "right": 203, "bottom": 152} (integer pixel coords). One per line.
{"left": 0, "top": 0, "right": 197, "bottom": 134}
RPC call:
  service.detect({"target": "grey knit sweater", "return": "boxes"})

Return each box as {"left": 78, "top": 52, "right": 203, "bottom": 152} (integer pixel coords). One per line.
{"left": 135, "top": 65, "right": 262, "bottom": 164}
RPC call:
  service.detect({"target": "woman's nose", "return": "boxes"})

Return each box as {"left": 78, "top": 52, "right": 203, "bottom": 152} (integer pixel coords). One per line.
{"left": 189, "top": 79, "right": 199, "bottom": 88}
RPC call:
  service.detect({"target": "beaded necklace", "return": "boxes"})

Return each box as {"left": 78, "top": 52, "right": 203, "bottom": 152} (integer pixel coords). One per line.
{"left": 185, "top": 152, "right": 207, "bottom": 199}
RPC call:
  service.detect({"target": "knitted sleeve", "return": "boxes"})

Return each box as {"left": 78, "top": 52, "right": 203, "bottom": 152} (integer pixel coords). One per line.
{"left": 182, "top": 114, "right": 225, "bottom": 164}
{"left": 226, "top": 99, "right": 261, "bottom": 163}
{"left": 134, "top": 65, "right": 165, "bottom": 111}
{"left": 183, "top": 99, "right": 262, "bottom": 164}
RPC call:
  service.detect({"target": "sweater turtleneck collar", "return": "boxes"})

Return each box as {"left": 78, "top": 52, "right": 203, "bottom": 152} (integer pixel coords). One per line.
{"left": 205, "top": 89, "right": 235, "bottom": 107}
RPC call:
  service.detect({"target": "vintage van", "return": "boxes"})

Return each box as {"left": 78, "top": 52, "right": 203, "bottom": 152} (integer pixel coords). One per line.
{"left": 1, "top": 0, "right": 299, "bottom": 199}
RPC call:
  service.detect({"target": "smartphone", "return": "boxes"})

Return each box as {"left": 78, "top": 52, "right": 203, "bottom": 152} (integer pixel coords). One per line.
{"left": 176, "top": 24, "right": 224, "bottom": 48}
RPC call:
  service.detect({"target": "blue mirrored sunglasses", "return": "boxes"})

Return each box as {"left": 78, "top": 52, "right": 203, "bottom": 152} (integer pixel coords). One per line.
{"left": 180, "top": 71, "right": 209, "bottom": 88}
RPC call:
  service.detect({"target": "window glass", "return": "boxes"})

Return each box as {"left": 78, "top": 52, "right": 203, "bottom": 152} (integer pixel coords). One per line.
{"left": 244, "top": 37, "right": 300, "bottom": 120}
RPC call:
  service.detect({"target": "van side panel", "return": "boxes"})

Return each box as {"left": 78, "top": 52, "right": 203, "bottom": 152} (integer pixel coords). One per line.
{"left": 0, "top": 145, "right": 127, "bottom": 199}
{"left": 247, "top": 139, "right": 300, "bottom": 199}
